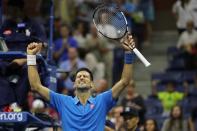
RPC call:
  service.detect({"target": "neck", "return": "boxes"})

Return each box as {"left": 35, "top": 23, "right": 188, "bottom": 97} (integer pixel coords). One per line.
{"left": 76, "top": 89, "right": 91, "bottom": 105}
{"left": 70, "top": 57, "right": 77, "bottom": 62}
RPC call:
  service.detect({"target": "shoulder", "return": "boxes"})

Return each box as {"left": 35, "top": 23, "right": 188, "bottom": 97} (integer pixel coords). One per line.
{"left": 59, "top": 60, "right": 70, "bottom": 68}
{"left": 174, "top": 1, "right": 181, "bottom": 7}
{"left": 54, "top": 39, "right": 62, "bottom": 44}
{"left": 78, "top": 59, "right": 87, "bottom": 66}
{"left": 164, "top": 118, "right": 171, "bottom": 124}
{"left": 173, "top": 1, "right": 181, "bottom": 10}
{"left": 50, "top": 90, "right": 71, "bottom": 100}
{"left": 97, "top": 89, "right": 113, "bottom": 99}
{"left": 68, "top": 37, "right": 77, "bottom": 43}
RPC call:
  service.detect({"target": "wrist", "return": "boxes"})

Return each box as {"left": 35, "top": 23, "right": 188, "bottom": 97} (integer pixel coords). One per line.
{"left": 27, "top": 55, "right": 36, "bottom": 66}
{"left": 124, "top": 52, "right": 135, "bottom": 64}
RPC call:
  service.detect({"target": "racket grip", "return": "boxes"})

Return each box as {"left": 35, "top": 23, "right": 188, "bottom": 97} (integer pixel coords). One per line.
{"left": 133, "top": 48, "right": 151, "bottom": 67}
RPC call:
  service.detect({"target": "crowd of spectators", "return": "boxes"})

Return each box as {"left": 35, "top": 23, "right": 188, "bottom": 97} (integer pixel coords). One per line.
{"left": 1, "top": 0, "right": 197, "bottom": 131}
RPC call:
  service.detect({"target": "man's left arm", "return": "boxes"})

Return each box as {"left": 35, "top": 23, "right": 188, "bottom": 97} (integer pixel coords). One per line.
{"left": 112, "top": 34, "right": 135, "bottom": 99}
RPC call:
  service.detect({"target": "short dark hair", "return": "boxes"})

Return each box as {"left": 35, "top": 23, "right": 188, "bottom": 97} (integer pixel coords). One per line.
{"left": 71, "top": 68, "right": 93, "bottom": 82}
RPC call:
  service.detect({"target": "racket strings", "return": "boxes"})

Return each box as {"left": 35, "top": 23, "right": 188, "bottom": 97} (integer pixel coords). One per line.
{"left": 93, "top": 6, "right": 127, "bottom": 39}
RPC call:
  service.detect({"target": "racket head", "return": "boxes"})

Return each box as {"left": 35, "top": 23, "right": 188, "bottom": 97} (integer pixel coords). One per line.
{"left": 93, "top": 4, "right": 128, "bottom": 40}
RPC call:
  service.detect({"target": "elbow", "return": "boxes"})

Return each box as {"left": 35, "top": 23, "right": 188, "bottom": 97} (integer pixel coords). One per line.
{"left": 30, "top": 82, "right": 41, "bottom": 91}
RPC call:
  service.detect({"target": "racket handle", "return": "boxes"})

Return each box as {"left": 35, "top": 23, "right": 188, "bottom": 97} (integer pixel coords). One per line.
{"left": 133, "top": 48, "right": 151, "bottom": 67}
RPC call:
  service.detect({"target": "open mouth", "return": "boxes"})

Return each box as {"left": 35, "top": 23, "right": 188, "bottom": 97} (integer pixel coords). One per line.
{"left": 76, "top": 86, "right": 90, "bottom": 93}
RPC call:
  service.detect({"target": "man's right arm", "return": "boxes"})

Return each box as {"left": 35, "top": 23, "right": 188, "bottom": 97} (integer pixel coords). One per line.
{"left": 27, "top": 42, "right": 50, "bottom": 101}
{"left": 28, "top": 65, "right": 50, "bottom": 101}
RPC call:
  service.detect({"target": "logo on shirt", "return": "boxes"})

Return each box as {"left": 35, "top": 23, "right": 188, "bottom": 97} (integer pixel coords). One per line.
{"left": 90, "top": 104, "right": 95, "bottom": 109}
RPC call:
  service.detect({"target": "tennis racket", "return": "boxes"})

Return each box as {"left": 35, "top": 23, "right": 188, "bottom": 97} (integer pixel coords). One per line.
{"left": 93, "top": 4, "right": 151, "bottom": 67}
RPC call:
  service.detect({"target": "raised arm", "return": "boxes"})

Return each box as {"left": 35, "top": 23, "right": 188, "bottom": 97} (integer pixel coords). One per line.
{"left": 112, "top": 34, "right": 135, "bottom": 99}
{"left": 27, "top": 42, "right": 50, "bottom": 101}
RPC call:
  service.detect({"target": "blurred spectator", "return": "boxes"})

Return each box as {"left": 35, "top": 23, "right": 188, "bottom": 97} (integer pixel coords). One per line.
{"left": 109, "top": 106, "right": 125, "bottom": 130}
{"left": 144, "top": 119, "right": 159, "bottom": 131}
{"left": 177, "top": 20, "right": 197, "bottom": 53}
{"left": 73, "top": 21, "right": 88, "bottom": 59}
{"left": 75, "top": 0, "right": 98, "bottom": 23}
{"left": 54, "top": 0, "right": 76, "bottom": 24}
{"left": 138, "top": 0, "right": 155, "bottom": 47}
{"left": 53, "top": 17, "right": 62, "bottom": 40}
{"left": 115, "top": 0, "right": 136, "bottom": 30}
{"left": 152, "top": 80, "right": 188, "bottom": 115}
{"left": 161, "top": 105, "right": 189, "bottom": 131}
{"left": 183, "top": 73, "right": 197, "bottom": 96}
{"left": 172, "top": 0, "right": 197, "bottom": 34}
{"left": 85, "top": 24, "right": 113, "bottom": 86}
{"left": 53, "top": 23, "right": 78, "bottom": 65}
{"left": 74, "top": 21, "right": 87, "bottom": 49}
{"left": 105, "top": 120, "right": 116, "bottom": 131}
{"left": 58, "top": 47, "right": 86, "bottom": 95}
{"left": 176, "top": 20, "right": 197, "bottom": 69}
{"left": 120, "top": 80, "right": 146, "bottom": 126}
{"left": 119, "top": 106, "right": 139, "bottom": 131}
{"left": 85, "top": 54, "right": 105, "bottom": 83}
{"left": 85, "top": 24, "right": 109, "bottom": 62}
{"left": 125, "top": 0, "right": 145, "bottom": 49}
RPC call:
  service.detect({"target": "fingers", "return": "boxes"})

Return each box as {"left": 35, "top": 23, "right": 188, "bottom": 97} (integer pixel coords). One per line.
{"left": 122, "top": 43, "right": 130, "bottom": 51}
{"left": 27, "top": 42, "right": 42, "bottom": 55}
{"left": 28, "top": 42, "right": 42, "bottom": 50}
{"left": 121, "top": 33, "right": 135, "bottom": 51}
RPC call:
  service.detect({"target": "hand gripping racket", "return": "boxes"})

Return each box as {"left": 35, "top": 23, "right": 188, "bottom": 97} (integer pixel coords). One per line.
{"left": 93, "top": 4, "right": 151, "bottom": 67}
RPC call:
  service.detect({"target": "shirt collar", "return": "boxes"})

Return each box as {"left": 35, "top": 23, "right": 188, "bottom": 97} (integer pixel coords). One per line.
{"left": 74, "top": 96, "right": 94, "bottom": 105}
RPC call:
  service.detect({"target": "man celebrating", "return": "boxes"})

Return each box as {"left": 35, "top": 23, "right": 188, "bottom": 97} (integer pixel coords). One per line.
{"left": 26, "top": 33, "right": 135, "bottom": 131}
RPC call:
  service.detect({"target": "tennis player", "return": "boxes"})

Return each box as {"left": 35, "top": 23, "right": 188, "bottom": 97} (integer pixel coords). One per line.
{"left": 26, "top": 33, "right": 135, "bottom": 131}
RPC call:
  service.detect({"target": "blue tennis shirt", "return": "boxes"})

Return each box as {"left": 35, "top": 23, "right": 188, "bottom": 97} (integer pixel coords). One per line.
{"left": 50, "top": 89, "right": 117, "bottom": 131}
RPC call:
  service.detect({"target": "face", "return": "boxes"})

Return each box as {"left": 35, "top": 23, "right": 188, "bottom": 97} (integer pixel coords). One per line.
{"left": 127, "top": 84, "right": 135, "bottom": 95}
{"left": 126, "top": 117, "right": 139, "bottom": 130}
{"left": 166, "top": 83, "right": 175, "bottom": 92}
{"left": 187, "top": 21, "right": 194, "bottom": 32}
{"left": 68, "top": 48, "right": 78, "bottom": 60}
{"left": 172, "top": 106, "right": 181, "bottom": 118}
{"left": 145, "top": 119, "right": 156, "bottom": 131}
{"left": 60, "top": 26, "right": 69, "bottom": 38}
{"left": 77, "top": 23, "right": 84, "bottom": 33}
{"left": 74, "top": 71, "right": 92, "bottom": 89}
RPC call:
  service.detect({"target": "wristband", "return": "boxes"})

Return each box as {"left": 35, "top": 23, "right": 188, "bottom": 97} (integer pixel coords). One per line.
{"left": 27, "top": 55, "right": 36, "bottom": 65}
{"left": 124, "top": 52, "right": 135, "bottom": 64}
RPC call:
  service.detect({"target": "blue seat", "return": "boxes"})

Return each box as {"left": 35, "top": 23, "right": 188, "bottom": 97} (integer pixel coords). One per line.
{"left": 145, "top": 98, "right": 163, "bottom": 116}
{"left": 167, "top": 58, "right": 186, "bottom": 71}
{"left": 177, "top": 99, "right": 191, "bottom": 117}
{"left": 151, "top": 72, "right": 182, "bottom": 84}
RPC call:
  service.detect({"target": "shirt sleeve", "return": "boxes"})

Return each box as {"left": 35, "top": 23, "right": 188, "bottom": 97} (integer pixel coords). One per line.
{"left": 53, "top": 39, "right": 61, "bottom": 52}
{"left": 174, "top": 92, "right": 184, "bottom": 100}
{"left": 177, "top": 33, "right": 184, "bottom": 48}
{"left": 49, "top": 91, "right": 65, "bottom": 113}
{"left": 69, "top": 37, "right": 78, "bottom": 48}
{"left": 172, "top": 2, "right": 178, "bottom": 14}
{"left": 99, "top": 89, "right": 117, "bottom": 112}
{"left": 158, "top": 92, "right": 165, "bottom": 100}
